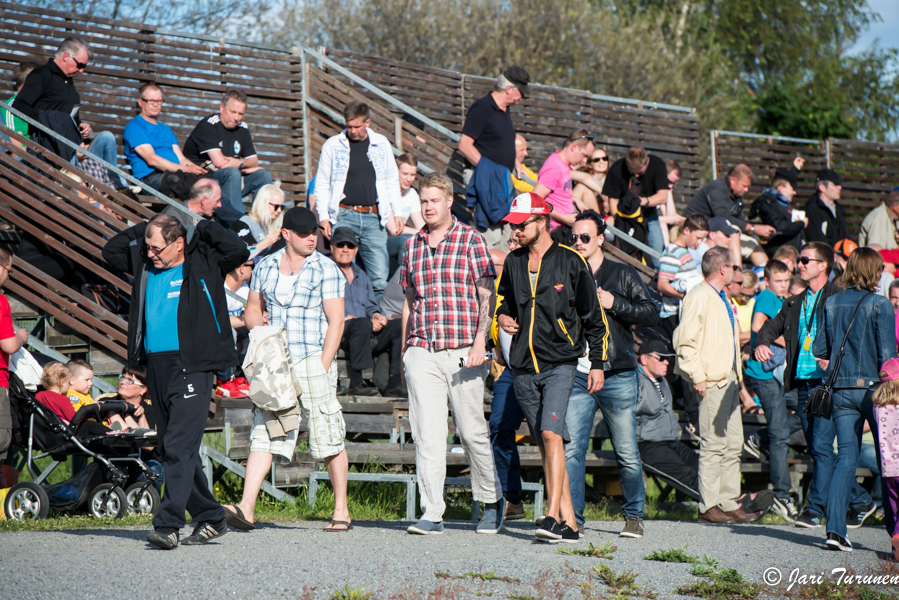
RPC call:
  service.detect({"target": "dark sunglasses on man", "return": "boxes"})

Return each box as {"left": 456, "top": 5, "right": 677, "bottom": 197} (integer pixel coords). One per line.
{"left": 798, "top": 256, "right": 824, "bottom": 265}
{"left": 569, "top": 233, "right": 596, "bottom": 245}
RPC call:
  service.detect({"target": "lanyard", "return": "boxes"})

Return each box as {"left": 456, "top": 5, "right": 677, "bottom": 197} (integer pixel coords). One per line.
{"left": 800, "top": 289, "right": 822, "bottom": 336}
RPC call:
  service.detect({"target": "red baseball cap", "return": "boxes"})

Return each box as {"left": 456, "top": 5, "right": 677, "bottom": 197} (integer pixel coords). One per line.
{"left": 501, "top": 192, "right": 553, "bottom": 224}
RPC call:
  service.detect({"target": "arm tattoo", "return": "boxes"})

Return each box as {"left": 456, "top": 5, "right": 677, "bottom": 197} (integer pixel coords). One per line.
{"left": 475, "top": 276, "right": 496, "bottom": 340}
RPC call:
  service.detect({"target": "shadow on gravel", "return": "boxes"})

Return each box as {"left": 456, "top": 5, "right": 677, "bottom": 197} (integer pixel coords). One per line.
{"left": 54, "top": 528, "right": 148, "bottom": 541}
{"left": 722, "top": 523, "right": 880, "bottom": 552}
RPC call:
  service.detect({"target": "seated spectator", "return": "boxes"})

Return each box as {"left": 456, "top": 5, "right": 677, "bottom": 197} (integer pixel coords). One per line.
{"left": 162, "top": 178, "right": 222, "bottom": 228}
{"left": 386, "top": 153, "right": 425, "bottom": 274}
{"left": 859, "top": 188, "right": 899, "bottom": 249}
{"left": 230, "top": 182, "right": 285, "bottom": 258}
{"left": 1, "top": 61, "right": 39, "bottom": 145}
{"left": 571, "top": 147, "right": 606, "bottom": 216}
{"left": 36, "top": 362, "right": 113, "bottom": 437}
{"left": 773, "top": 244, "right": 799, "bottom": 274}
{"left": 656, "top": 214, "right": 708, "bottom": 336}
{"left": 749, "top": 157, "right": 808, "bottom": 258}
{"left": 66, "top": 358, "right": 142, "bottom": 431}
{"left": 804, "top": 169, "right": 848, "bottom": 247}
{"left": 124, "top": 83, "right": 207, "bottom": 191}
{"left": 215, "top": 260, "right": 253, "bottom": 399}
{"left": 511, "top": 134, "right": 538, "bottom": 193}
{"left": 183, "top": 89, "right": 272, "bottom": 222}
{"left": 378, "top": 268, "right": 404, "bottom": 321}
{"left": 225, "top": 260, "right": 253, "bottom": 328}
{"left": 330, "top": 227, "right": 405, "bottom": 397}
{"left": 658, "top": 158, "right": 686, "bottom": 246}
{"left": 788, "top": 275, "right": 808, "bottom": 297}
{"left": 733, "top": 269, "right": 758, "bottom": 334}
{"left": 889, "top": 279, "right": 899, "bottom": 313}
{"left": 531, "top": 129, "right": 595, "bottom": 239}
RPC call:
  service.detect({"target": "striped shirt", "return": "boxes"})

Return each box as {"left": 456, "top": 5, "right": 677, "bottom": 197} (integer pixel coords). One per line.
{"left": 658, "top": 243, "right": 699, "bottom": 317}
{"left": 1, "top": 95, "right": 29, "bottom": 139}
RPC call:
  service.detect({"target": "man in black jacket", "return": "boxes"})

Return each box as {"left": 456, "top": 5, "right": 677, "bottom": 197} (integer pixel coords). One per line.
{"left": 103, "top": 214, "right": 249, "bottom": 549}
{"left": 804, "top": 169, "right": 848, "bottom": 247}
{"left": 753, "top": 241, "right": 874, "bottom": 529}
{"left": 497, "top": 193, "right": 608, "bottom": 543}
{"left": 563, "top": 211, "right": 658, "bottom": 539}
{"left": 749, "top": 157, "right": 809, "bottom": 257}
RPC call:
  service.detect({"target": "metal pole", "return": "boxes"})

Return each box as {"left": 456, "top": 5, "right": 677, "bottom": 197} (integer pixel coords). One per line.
{"left": 301, "top": 52, "right": 311, "bottom": 204}
{"left": 710, "top": 130, "right": 718, "bottom": 180}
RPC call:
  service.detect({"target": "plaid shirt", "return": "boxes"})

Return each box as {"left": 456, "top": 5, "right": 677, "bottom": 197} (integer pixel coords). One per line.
{"left": 250, "top": 249, "right": 345, "bottom": 362}
{"left": 78, "top": 157, "right": 115, "bottom": 189}
{"left": 400, "top": 217, "right": 495, "bottom": 350}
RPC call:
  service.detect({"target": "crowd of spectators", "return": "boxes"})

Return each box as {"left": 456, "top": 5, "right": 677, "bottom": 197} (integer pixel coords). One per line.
{"left": 3, "top": 36, "right": 899, "bottom": 558}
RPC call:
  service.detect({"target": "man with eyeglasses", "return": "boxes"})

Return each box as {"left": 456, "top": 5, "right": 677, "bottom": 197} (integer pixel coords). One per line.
{"left": 753, "top": 242, "right": 876, "bottom": 530}
{"left": 496, "top": 193, "right": 609, "bottom": 543}
{"left": 125, "top": 83, "right": 207, "bottom": 191}
{"left": 530, "top": 129, "right": 595, "bottom": 237}
{"left": 162, "top": 178, "right": 222, "bottom": 229}
{"left": 103, "top": 213, "right": 249, "bottom": 549}
{"left": 564, "top": 210, "right": 658, "bottom": 539}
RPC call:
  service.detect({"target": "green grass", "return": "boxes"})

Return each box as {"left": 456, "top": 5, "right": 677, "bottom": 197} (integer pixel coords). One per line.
{"left": 435, "top": 570, "right": 520, "bottom": 584}
{"left": 643, "top": 546, "right": 698, "bottom": 564}
{"left": 674, "top": 555, "right": 763, "bottom": 600}
{"left": 557, "top": 541, "right": 617, "bottom": 559}
{"left": 330, "top": 585, "right": 373, "bottom": 600}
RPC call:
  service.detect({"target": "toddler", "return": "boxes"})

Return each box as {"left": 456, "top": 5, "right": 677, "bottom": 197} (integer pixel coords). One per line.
{"left": 874, "top": 358, "right": 899, "bottom": 561}
{"left": 36, "top": 362, "right": 109, "bottom": 436}
{"left": 66, "top": 359, "right": 139, "bottom": 430}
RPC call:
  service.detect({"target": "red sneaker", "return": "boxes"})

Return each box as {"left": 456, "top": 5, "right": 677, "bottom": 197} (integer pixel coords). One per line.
{"left": 233, "top": 377, "right": 250, "bottom": 395}
{"left": 215, "top": 379, "right": 247, "bottom": 398}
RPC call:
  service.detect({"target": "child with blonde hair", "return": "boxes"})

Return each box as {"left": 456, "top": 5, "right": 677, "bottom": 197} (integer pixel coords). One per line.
{"left": 874, "top": 358, "right": 899, "bottom": 560}
{"left": 66, "top": 359, "right": 139, "bottom": 430}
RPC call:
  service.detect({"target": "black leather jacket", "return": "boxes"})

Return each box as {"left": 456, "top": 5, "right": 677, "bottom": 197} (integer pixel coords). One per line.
{"left": 592, "top": 257, "right": 659, "bottom": 372}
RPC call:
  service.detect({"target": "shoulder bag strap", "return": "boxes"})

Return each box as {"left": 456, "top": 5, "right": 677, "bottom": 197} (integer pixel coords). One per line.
{"left": 825, "top": 291, "right": 872, "bottom": 387}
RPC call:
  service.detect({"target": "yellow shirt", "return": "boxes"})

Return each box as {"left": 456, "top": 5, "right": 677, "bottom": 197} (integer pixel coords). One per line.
{"left": 512, "top": 165, "right": 539, "bottom": 194}
{"left": 67, "top": 389, "right": 95, "bottom": 412}
{"left": 735, "top": 297, "right": 755, "bottom": 335}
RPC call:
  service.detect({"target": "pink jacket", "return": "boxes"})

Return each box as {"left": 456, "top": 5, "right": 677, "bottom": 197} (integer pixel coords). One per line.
{"left": 875, "top": 404, "right": 899, "bottom": 478}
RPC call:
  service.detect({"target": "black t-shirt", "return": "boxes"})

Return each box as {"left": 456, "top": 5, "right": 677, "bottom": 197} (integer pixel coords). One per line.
{"left": 183, "top": 113, "right": 257, "bottom": 165}
{"left": 601, "top": 154, "right": 670, "bottom": 218}
{"left": 461, "top": 94, "right": 516, "bottom": 171}
{"left": 341, "top": 137, "right": 378, "bottom": 207}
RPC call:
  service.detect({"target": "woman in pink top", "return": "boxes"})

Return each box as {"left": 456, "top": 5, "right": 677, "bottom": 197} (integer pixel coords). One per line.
{"left": 873, "top": 358, "right": 899, "bottom": 560}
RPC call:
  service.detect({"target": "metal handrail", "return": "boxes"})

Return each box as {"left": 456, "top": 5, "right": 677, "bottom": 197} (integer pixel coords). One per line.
{"left": 712, "top": 130, "right": 821, "bottom": 145}
{"left": 26, "top": 337, "right": 116, "bottom": 394}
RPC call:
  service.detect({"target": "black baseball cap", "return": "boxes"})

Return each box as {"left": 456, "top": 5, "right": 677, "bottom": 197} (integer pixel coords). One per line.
{"left": 503, "top": 66, "right": 531, "bottom": 98}
{"left": 815, "top": 168, "right": 844, "bottom": 186}
{"left": 708, "top": 217, "right": 739, "bottom": 236}
{"left": 637, "top": 339, "right": 675, "bottom": 357}
{"left": 282, "top": 207, "right": 322, "bottom": 234}
{"left": 330, "top": 226, "right": 358, "bottom": 247}
{"left": 774, "top": 167, "right": 798, "bottom": 189}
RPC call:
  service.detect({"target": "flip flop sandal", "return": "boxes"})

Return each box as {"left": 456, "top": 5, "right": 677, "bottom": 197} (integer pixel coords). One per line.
{"left": 223, "top": 505, "right": 256, "bottom": 531}
{"left": 324, "top": 520, "right": 353, "bottom": 532}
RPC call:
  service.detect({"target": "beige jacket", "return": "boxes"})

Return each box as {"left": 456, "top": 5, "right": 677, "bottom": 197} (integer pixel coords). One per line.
{"left": 673, "top": 281, "right": 741, "bottom": 387}
{"left": 859, "top": 203, "right": 899, "bottom": 250}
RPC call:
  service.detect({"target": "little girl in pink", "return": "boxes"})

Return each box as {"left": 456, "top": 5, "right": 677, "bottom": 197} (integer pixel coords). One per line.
{"left": 874, "top": 358, "right": 899, "bottom": 561}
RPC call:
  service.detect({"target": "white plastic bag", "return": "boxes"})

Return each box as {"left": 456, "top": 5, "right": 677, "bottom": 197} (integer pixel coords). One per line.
{"left": 9, "top": 348, "right": 42, "bottom": 391}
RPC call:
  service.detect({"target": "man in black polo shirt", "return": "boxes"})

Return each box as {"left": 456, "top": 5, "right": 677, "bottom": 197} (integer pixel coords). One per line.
{"left": 183, "top": 89, "right": 272, "bottom": 224}
{"left": 601, "top": 147, "right": 670, "bottom": 266}
{"left": 459, "top": 66, "right": 530, "bottom": 251}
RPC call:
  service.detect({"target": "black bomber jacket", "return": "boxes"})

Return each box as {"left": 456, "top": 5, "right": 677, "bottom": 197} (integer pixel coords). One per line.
{"left": 496, "top": 243, "right": 609, "bottom": 373}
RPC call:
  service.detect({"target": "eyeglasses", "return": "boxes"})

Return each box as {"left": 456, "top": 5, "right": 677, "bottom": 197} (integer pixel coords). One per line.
{"left": 732, "top": 265, "right": 742, "bottom": 271}
{"left": 142, "top": 238, "right": 178, "bottom": 258}
{"left": 0, "top": 264, "right": 12, "bottom": 277}
{"left": 509, "top": 218, "right": 538, "bottom": 231}
{"left": 588, "top": 157, "right": 609, "bottom": 164}
{"left": 140, "top": 98, "right": 163, "bottom": 105}
{"left": 68, "top": 53, "right": 88, "bottom": 70}
{"left": 798, "top": 256, "right": 824, "bottom": 265}
{"left": 569, "top": 233, "right": 595, "bottom": 244}
{"left": 333, "top": 242, "right": 357, "bottom": 249}
{"left": 269, "top": 203, "right": 284, "bottom": 212}
{"left": 119, "top": 376, "right": 144, "bottom": 386}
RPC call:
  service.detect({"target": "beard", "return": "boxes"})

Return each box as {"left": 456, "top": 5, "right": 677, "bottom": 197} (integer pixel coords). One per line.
{"left": 516, "top": 228, "right": 540, "bottom": 248}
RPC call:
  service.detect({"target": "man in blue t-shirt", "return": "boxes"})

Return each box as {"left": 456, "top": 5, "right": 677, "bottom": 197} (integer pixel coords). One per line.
{"left": 743, "top": 259, "right": 793, "bottom": 519}
{"left": 124, "top": 83, "right": 206, "bottom": 190}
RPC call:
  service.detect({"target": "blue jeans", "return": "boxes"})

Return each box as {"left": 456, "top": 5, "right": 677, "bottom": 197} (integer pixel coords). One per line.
{"left": 858, "top": 443, "right": 882, "bottom": 508}
{"left": 88, "top": 131, "right": 126, "bottom": 188}
{"left": 747, "top": 375, "right": 790, "bottom": 500}
{"left": 212, "top": 167, "right": 273, "bottom": 213}
{"left": 795, "top": 379, "right": 872, "bottom": 517}
{"left": 827, "top": 388, "right": 880, "bottom": 538}
{"left": 336, "top": 208, "right": 389, "bottom": 299}
{"left": 489, "top": 369, "right": 523, "bottom": 504}
{"left": 645, "top": 212, "right": 664, "bottom": 268}
{"left": 565, "top": 370, "right": 644, "bottom": 523}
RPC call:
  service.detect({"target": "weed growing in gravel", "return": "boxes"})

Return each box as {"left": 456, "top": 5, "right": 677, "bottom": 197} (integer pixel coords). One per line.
{"left": 643, "top": 546, "right": 698, "bottom": 564}
{"left": 690, "top": 555, "right": 721, "bottom": 577}
{"left": 330, "top": 585, "right": 373, "bottom": 600}
{"left": 508, "top": 595, "right": 539, "bottom": 600}
{"left": 585, "top": 564, "right": 655, "bottom": 599}
{"left": 557, "top": 541, "right": 617, "bottom": 559}
{"left": 435, "top": 570, "right": 521, "bottom": 584}
{"left": 675, "top": 559, "right": 762, "bottom": 600}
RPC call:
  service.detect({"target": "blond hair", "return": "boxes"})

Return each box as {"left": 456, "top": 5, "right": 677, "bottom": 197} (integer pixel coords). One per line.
{"left": 843, "top": 247, "right": 883, "bottom": 292}
{"left": 873, "top": 380, "right": 899, "bottom": 406}
{"left": 249, "top": 182, "right": 284, "bottom": 233}
{"left": 420, "top": 173, "right": 453, "bottom": 198}
{"left": 40, "top": 362, "right": 72, "bottom": 392}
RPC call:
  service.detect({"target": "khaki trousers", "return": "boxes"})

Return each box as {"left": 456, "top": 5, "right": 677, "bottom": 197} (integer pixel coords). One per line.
{"left": 697, "top": 371, "right": 743, "bottom": 513}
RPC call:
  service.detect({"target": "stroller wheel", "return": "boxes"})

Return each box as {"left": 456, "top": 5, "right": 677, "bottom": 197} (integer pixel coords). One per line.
{"left": 4, "top": 482, "right": 50, "bottom": 521}
{"left": 125, "top": 483, "right": 160, "bottom": 516}
{"left": 88, "top": 484, "right": 127, "bottom": 519}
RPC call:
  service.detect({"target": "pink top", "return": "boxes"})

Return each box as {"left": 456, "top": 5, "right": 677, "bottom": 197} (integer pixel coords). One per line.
{"left": 537, "top": 152, "right": 573, "bottom": 230}
{"left": 894, "top": 309, "right": 899, "bottom": 351}
{"left": 875, "top": 404, "right": 899, "bottom": 478}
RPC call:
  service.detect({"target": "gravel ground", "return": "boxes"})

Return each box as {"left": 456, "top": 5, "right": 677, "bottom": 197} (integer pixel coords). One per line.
{"left": 0, "top": 519, "right": 896, "bottom": 599}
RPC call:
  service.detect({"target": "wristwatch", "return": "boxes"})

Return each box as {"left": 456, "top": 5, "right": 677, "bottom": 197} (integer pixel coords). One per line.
{"left": 239, "top": 158, "right": 244, "bottom": 168}
{"left": 749, "top": 224, "right": 755, "bottom": 233}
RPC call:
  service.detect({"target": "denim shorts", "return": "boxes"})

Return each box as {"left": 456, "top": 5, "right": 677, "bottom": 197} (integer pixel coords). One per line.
{"left": 511, "top": 364, "right": 577, "bottom": 446}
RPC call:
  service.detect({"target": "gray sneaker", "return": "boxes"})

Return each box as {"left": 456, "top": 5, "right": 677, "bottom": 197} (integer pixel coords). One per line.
{"left": 181, "top": 518, "right": 227, "bottom": 545}
{"left": 407, "top": 519, "right": 444, "bottom": 535}
{"left": 620, "top": 516, "right": 644, "bottom": 538}
{"left": 147, "top": 527, "right": 179, "bottom": 550}
{"left": 476, "top": 498, "right": 505, "bottom": 534}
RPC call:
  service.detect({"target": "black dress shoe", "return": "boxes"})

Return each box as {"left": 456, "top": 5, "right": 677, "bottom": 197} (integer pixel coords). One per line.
{"left": 336, "top": 385, "right": 349, "bottom": 396}
{"left": 384, "top": 385, "right": 408, "bottom": 398}
{"left": 347, "top": 384, "right": 379, "bottom": 396}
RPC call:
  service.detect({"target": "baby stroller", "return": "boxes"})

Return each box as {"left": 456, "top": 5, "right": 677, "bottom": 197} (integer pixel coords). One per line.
{"left": 3, "top": 373, "right": 161, "bottom": 521}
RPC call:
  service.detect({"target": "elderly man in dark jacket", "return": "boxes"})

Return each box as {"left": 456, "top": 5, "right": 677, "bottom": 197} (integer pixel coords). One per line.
{"left": 563, "top": 210, "right": 658, "bottom": 539}
{"left": 103, "top": 214, "right": 249, "bottom": 550}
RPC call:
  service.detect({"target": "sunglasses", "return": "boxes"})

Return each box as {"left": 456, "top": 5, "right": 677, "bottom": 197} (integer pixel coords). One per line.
{"left": 69, "top": 53, "right": 88, "bottom": 70}
{"left": 333, "top": 242, "right": 357, "bottom": 249}
{"left": 588, "top": 157, "right": 609, "bottom": 164}
{"left": 569, "top": 233, "right": 596, "bottom": 244}
{"left": 269, "top": 203, "right": 284, "bottom": 212}
{"left": 510, "top": 218, "right": 538, "bottom": 231}
{"left": 578, "top": 133, "right": 595, "bottom": 142}
{"left": 242, "top": 262, "right": 255, "bottom": 269}
{"left": 798, "top": 256, "right": 824, "bottom": 265}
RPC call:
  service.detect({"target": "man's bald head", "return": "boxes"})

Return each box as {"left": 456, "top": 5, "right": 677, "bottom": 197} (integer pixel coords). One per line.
{"left": 490, "top": 249, "right": 507, "bottom": 275}
{"left": 514, "top": 135, "right": 528, "bottom": 164}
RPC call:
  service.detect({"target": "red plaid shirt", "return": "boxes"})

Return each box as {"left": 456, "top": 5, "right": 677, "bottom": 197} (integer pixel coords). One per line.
{"left": 400, "top": 218, "right": 495, "bottom": 350}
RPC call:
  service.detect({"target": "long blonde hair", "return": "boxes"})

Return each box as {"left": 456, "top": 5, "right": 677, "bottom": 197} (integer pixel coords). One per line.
{"left": 249, "top": 182, "right": 284, "bottom": 234}
{"left": 873, "top": 380, "right": 899, "bottom": 406}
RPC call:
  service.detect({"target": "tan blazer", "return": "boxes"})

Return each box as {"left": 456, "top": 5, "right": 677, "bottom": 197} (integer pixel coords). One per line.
{"left": 673, "top": 281, "right": 741, "bottom": 387}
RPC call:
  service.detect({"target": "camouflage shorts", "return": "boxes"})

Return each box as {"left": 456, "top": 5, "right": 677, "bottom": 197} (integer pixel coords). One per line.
{"left": 293, "top": 355, "right": 346, "bottom": 460}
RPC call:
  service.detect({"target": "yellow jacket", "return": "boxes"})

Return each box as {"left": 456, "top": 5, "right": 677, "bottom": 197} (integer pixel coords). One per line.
{"left": 673, "top": 281, "right": 741, "bottom": 387}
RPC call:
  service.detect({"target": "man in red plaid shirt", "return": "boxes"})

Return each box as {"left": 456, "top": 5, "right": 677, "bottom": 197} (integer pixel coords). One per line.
{"left": 400, "top": 173, "right": 505, "bottom": 536}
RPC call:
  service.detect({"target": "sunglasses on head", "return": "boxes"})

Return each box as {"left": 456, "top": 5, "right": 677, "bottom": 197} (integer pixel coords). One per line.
{"left": 798, "top": 256, "right": 824, "bottom": 265}
{"left": 588, "top": 156, "right": 609, "bottom": 164}
{"left": 578, "top": 133, "right": 595, "bottom": 142}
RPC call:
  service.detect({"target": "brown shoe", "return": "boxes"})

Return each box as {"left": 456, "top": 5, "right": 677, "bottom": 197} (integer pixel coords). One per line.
{"left": 698, "top": 506, "right": 735, "bottom": 524}
{"left": 505, "top": 501, "right": 526, "bottom": 521}
{"left": 725, "top": 507, "right": 760, "bottom": 523}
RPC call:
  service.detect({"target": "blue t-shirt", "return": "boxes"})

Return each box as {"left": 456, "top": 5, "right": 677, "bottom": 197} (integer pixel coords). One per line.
{"left": 124, "top": 115, "right": 180, "bottom": 180}
{"left": 144, "top": 264, "right": 183, "bottom": 353}
{"left": 744, "top": 289, "right": 784, "bottom": 380}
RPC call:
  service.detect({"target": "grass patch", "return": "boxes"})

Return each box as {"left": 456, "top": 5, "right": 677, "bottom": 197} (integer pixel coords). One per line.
{"left": 674, "top": 556, "right": 762, "bottom": 600}
{"left": 690, "top": 555, "right": 721, "bottom": 577}
{"left": 586, "top": 564, "right": 655, "bottom": 599}
{"left": 643, "top": 546, "right": 698, "bottom": 563}
{"left": 435, "top": 570, "right": 520, "bottom": 584}
{"left": 557, "top": 541, "right": 617, "bottom": 559}
{"left": 330, "top": 585, "right": 373, "bottom": 600}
